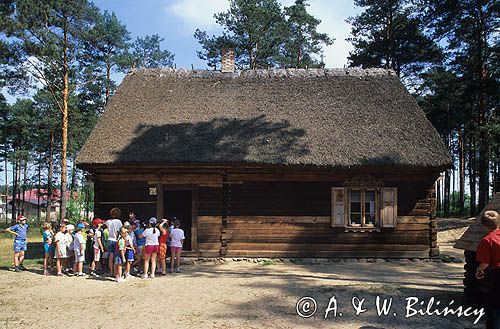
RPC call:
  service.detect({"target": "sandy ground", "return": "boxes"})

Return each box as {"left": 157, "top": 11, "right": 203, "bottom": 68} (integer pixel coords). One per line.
{"left": 0, "top": 218, "right": 485, "bottom": 329}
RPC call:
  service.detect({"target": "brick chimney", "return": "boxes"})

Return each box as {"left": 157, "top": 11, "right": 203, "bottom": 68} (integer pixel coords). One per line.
{"left": 221, "top": 48, "right": 235, "bottom": 73}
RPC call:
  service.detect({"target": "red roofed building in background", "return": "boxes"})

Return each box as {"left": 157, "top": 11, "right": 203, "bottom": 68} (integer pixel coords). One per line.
{"left": 7, "top": 189, "right": 76, "bottom": 221}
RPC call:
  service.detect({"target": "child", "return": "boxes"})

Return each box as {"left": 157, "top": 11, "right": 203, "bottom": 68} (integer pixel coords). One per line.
{"left": 132, "top": 220, "right": 146, "bottom": 272}
{"left": 157, "top": 219, "right": 169, "bottom": 275}
{"left": 141, "top": 217, "right": 160, "bottom": 278}
{"left": 475, "top": 210, "right": 500, "bottom": 329}
{"left": 6, "top": 215, "right": 29, "bottom": 272}
{"left": 169, "top": 219, "right": 185, "bottom": 273}
{"left": 124, "top": 223, "right": 136, "bottom": 278}
{"left": 65, "top": 224, "right": 75, "bottom": 274}
{"left": 114, "top": 227, "right": 127, "bottom": 282}
{"left": 106, "top": 207, "right": 123, "bottom": 277}
{"left": 90, "top": 218, "right": 105, "bottom": 276}
{"left": 101, "top": 224, "right": 110, "bottom": 274}
{"left": 73, "top": 223, "right": 86, "bottom": 276}
{"left": 53, "top": 224, "right": 68, "bottom": 276}
{"left": 42, "top": 222, "right": 54, "bottom": 275}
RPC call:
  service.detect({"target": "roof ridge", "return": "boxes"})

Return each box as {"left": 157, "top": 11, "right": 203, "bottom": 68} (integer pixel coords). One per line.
{"left": 128, "top": 67, "right": 397, "bottom": 79}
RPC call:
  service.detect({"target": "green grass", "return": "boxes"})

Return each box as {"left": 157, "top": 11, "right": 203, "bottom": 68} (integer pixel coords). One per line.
{"left": 0, "top": 229, "right": 44, "bottom": 268}
{"left": 260, "top": 259, "right": 277, "bottom": 266}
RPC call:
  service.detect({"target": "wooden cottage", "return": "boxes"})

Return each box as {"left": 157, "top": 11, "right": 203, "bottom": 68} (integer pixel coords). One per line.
{"left": 76, "top": 68, "right": 452, "bottom": 258}
{"left": 454, "top": 193, "right": 500, "bottom": 301}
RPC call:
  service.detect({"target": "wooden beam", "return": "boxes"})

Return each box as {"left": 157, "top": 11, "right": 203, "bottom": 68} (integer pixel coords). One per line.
{"left": 191, "top": 186, "right": 199, "bottom": 251}
{"left": 156, "top": 183, "right": 163, "bottom": 221}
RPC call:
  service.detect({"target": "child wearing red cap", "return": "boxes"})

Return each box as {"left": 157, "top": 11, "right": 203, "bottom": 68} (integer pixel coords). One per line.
{"left": 6, "top": 215, "right": 29, "bottom": 272}
{"left": 90, "top": 218, "right": 105, "bottom": 276}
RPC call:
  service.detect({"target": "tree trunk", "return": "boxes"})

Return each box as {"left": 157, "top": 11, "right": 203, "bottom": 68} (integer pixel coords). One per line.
{"left": 495, "top": 139, "right": 500, "bottom": 193}
{"left": 4, "top": 147, "right": 8, "bottom": 224}
{"left": 458, "top": 128, "right": 465, "bottom": 216}
{"left": 444, "top": 169, "right": 450, "bottom": 217}
{"left": 469, "top": 142, "right": 477, "bottom": 217}
{"left": 17, "top": 158, "right": 21, "bottom": 217}
{"left": 37, "top": 153, "right": 42, "bottom": 224}
{"left": 436, "top": 175, "right": 442, "bottom": 216}
{"left": 11, "top": 156, "right": 17, "bottom": 222}
{"left": 45, "top": 129, "right": 54, "bottom": 223}
{"left": 476, "top": 1, "right": 490, "bottom": 211}
{"left": 60, "top": 16, "right": 69, "bottom": 221}
{"left": 477, "top": 109, "right": 489, "bottom": 211}
{"left": 22, "top": 159, "right": 27, "bottom": 215}
{"left": 70, "top": 158, "right": 77, "bottom": 196}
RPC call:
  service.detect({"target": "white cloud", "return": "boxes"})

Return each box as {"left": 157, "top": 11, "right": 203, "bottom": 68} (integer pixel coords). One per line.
{"left": 306, "top": 0, "right": 358, "bottom": 68}
{"left": 165, "top": 0, "right": 229, "bottom": 33}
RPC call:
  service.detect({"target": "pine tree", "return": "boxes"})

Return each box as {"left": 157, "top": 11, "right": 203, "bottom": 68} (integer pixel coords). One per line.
{"left": 194, "top": 0, "right": 287, "bottom": 69}
{"left": 347, "top": 0, "right": 442, "bottom": 84}
{"left": 84, "top": 11, "right": 130, "bottom": 105}
{"left": 8, "top": 0, "right": 101, "bottom": 220}
{"left": 423, "top": 0, "right": 499, "bottom": 211}
{"left": 119, "top": 34, "right": 175, "bottom": 70}
{"left": 280, "top": 0, "right": 334, "bottom": 68}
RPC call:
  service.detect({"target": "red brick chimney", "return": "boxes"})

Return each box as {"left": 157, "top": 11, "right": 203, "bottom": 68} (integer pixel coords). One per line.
{"left": 221, "top": 48, "right": 235, "bottom": 73}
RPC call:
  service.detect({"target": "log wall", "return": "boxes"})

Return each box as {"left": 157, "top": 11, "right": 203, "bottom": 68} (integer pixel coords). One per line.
{"left": 197, "top": 179, "right": 436, "bottom": 258}
{"left": 91, "top": 168, "right": 439, "bottom": 258}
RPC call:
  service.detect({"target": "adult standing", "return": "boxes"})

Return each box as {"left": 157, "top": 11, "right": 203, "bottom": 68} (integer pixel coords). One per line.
{"left": 6, "top": 215, "right": 29, "bottom": 272}
{"left": 106, "top": 207, "right": 123, "bottom": 276}
{"left": 141, "top": 217, "right": 160, "bottom": 278}
{"left": 475, "top": 210, "right": 500, "bottom": 329}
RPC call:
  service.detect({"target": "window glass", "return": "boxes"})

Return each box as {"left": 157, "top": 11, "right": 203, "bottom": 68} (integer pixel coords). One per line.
{"left": 365, "top": 190, "right": 376, "bottom": 225}
{"left": 350, "top": 190, "right": 362, "bottom": 225}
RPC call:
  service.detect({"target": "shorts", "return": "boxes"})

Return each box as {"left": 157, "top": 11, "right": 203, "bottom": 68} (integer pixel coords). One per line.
{"left": 136, "top": 245, "right": 144, "bottom": 258}
{"left": 74, "top": 250, "right": 85, "bottom": 263}
{"left": 54, "top": 246, "right": 68, "bottom": 259}
{"left": 125, "top": 249, "right": 134, "bottom": 262}
{"left": 44, "top": 244, "right": 54, "bottom": 255}
{"left": 170, "top": 246, "right": 182, "bottom": 254}
{"left": 13, "top": 239, "right": 27, "bottom": 253}
{"left": 144, "top": 245, "right": 159, "bottom": 255}
{"left": 114, "top": 254, "right": 124, "bottom": 265}
{"left": 93, "top": 248, "right": 101, "bottom": 262}
{"left": 108, "top": 240, "right": 117, "bottom": 255}
{"left": 159, "top": 243, "right": 167, "bottom": 259}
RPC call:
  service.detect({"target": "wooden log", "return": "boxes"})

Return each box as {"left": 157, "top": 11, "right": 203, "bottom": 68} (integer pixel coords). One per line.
{"left": 224, "top": 243, "right": 430, "bottom": 252}
{"left": 197, "top": 216, "right": 222, "bottom": 224}
{"left": 397, "top": 216, "right": 430, "bottom": 224}
{"left": 225, "top": 216, "right": 331, "bottom": 224}
{"left": 225, "top": 250, "right": 430, "bottom": 258}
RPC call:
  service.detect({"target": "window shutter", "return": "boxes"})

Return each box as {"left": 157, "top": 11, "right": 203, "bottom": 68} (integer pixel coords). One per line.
{"left": 380, "top": 188, "right": 397, "bottom": 228}
{"left": 331, "top": 188, "right": 346, "bottom": 227}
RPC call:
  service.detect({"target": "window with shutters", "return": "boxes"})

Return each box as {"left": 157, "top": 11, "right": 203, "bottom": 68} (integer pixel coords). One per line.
{"left": 349, "top": 189, "right": 377, "bottom": 227}
{"left": 331, "top": 185, "right": 397, "bottom": 230}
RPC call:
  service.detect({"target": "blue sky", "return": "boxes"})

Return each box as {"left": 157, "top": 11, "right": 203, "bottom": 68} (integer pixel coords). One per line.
{"left": 94, "top": 0, "right": 359, "bottom": 74}
{"left": 3, "top": 0, "right": 359, "bottom": 103}
{"left": 0, "top": 0, "right": 360, "bottom": 185}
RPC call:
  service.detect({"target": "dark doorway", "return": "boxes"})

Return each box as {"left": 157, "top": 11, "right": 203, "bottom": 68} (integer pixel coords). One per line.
{"left": 163, "top": 190, "right": 192, "bottom": 251}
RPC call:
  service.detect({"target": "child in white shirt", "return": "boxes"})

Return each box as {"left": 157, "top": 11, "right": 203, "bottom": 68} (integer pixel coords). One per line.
{"left": 73, "top": 223, "right": 86, "bottom": 276}
{"left": 169, "top": 220, "right": 185, "bottom": 273}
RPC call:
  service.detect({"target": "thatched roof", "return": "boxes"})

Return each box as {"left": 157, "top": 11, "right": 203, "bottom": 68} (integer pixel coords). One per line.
{"left": 454, "top": 193, "right": 500, "bottom": 252}
{"left": 76, "top": 68, "right": 452, "bottom": 169}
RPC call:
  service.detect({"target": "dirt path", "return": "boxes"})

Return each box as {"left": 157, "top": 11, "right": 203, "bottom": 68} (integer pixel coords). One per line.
{"left": 0, "top": 259, "right": 483, "bottom": 329}
{"left": 0, "top": 218, "right": 483, "bottom": 329}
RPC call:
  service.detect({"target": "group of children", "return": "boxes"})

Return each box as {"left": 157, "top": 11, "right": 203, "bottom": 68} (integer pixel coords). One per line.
{"left": 7, "top": 207, "right": 185, "bottom": 283}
